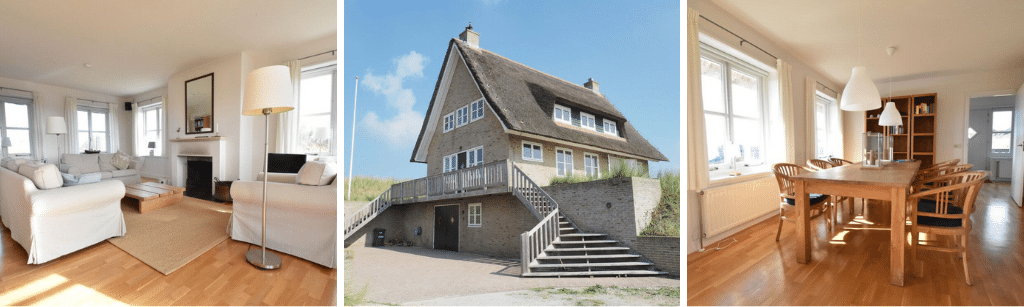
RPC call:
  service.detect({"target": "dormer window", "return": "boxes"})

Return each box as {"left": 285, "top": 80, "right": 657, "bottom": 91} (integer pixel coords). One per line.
{"left": 553, "top": 104, "right": 571, "bottom": 124}
{"left": 604, "top": 121, "right": 617, "bottom": 136}
{"left": 580, "top": 112, "right": 596, "bottom": 130}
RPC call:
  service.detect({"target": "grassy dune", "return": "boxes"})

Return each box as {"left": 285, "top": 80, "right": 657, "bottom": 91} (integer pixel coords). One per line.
{"left": 341, "top": 176, "right": 403, "bottom": 201}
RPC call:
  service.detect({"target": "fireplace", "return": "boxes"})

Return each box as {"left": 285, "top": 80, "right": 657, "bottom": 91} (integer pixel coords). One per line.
{"left": 185, "top": 156, "right": 213, "bottom": 200}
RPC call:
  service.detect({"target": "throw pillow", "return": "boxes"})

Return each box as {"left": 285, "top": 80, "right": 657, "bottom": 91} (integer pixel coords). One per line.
{"left": 18, "top": 163, "right": 64, "bottom": 190}
{"left": 1, "top": 157, "right": 12, "bottom": 170}
{"left": 61, "top": 172, "right": 102, "bottom": 187}
{"left": 6, "top": 158, "right": 28, "bottom": 172}
{"left": 296, "top": 161, "right": 337, "bottom": 186}
{"left": 98, "top": 154, "right": 117, "bottom": 172}
{"left": 111, "top": 151, "right": 132, "bottom": 170}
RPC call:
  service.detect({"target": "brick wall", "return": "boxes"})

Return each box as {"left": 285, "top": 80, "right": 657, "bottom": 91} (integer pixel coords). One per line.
{"left": 635, "top": 236, "right": 680, "bottom": 276}
{"left": 343, "top": 206, "right": 405, "bottom": 248}
{"left": 510, "top": 134, "right": 650, "bottom": 186}
{"left": 542, "top": 177, "right": 661, "bottom": 250}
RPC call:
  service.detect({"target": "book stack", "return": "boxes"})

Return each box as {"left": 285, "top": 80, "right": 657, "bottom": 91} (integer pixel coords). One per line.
{"left": 914, "top": 103, "right": 933, "bottom": 114}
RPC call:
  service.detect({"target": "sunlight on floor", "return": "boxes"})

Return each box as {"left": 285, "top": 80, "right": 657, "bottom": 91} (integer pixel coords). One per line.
{"left": 848, "top": 216, "right": 875, "bottom": 225}
{"left": 0, "top": 274, "right": 67, "bottom": 305}
{"left": 829, "top": 230, "right": 849, "bottom": 244}
{"left": 33, "top": 284, "right": 128, "bottom": 306}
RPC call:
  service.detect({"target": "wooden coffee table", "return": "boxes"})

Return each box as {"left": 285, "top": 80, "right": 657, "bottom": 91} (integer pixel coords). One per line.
{"left": 122, "top": 182, "right": 186, "bottom": 213}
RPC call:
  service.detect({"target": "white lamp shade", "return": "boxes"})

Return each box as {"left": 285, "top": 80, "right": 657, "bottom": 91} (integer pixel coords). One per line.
{"left": 878, "top": 101, "right": 903, "bottom": 126}
{"left": 1, "top": 137, "right": 10, "bottom": 147}
{"left": 46, "top": 117, "right": 67, "bottom": 134}
{"left": 242, "top": 65, "right": 295, "bottom": 116}
{"left": 313, "top": 127, "right": 329, "bottom": 140}
{"left": 839, "top": 66, "right": 882, "bottom": 111}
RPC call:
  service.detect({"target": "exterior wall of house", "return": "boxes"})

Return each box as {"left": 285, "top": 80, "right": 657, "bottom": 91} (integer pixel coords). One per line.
{"left": 509, "top": 134, "right": 649, "bottom": 186}
{"left": 425, "top": 54, "right": 509, "bottom": 176}
{"left": 635, "top": 236, "right": 681, "bottom": 276}
{"left": 343, "top": 207, "right": 406, "bottom": 248}
{"left": 542, "top": 177, "right": 661, "bottom": 250}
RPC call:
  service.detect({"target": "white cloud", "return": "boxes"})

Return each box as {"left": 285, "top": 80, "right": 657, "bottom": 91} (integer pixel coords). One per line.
{"left": 361, "top": 51, "right": 428, "bottom": 146}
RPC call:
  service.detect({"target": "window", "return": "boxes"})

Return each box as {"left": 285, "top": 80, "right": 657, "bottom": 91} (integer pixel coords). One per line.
{"left": 442, "top": 146, "right": 483, "bottom": 173}
{"left": 584, "top": 153, "right": 599, "bottom": 177}
{"left": 609, "top": 156, "right": 639, "bottom": 172}
{"left": 470, "top": 99, "right": 485, "bottom": 122}
{"left": 467, "top": 146, "right": 484, "bottom": 167}
{"left": 700, "top": 44, "right": 769, "bottom": 176}
{"left": 0, "top": 96, "right": 36, "bottom": 158}
{"left": 553, "top": 104, "right": 572, "bottom": 123}
{"left": 468, "top": 203, "right": 482, "bottom": 227}
{"left": 443, "top": 112, "right": 455, "bottom": 132}
{"left": 604, "top": 121, "right": 618, "bottom": 136}
{"left": 556, "top": 148, "right": 573, "bottom": 177}
{"left": 522, "top": 141, "right": 543, "bottom": 162}
{"left": 456, "top": 106, "right": 469, "bottom": 127}
{"left": 443, "top": 154, "right": 457, "bottom": 173}
{"left": 77, "top": 106, "right": 109, "bottom": 152}
{"left": 297, "top": 63, "right": 337, "bottom": 155}
{"left": 814, "top": 93, "right": 838, "bottom": 159}
{"left": 992, "top": 109, "right": 1013, "bottom": 154}
{"left": 580, "top": 112, "right": 596, "bottom": 130}
{"left": 137, "top": 103, "right": 163, "bottom": 156}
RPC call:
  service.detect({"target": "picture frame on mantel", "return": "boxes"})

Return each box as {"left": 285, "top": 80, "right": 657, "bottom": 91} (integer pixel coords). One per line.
{"left": 185, "top": 73, "right": 215, "bottom": 135}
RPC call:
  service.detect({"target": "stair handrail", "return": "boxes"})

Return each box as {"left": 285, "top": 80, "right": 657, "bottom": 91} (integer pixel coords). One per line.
{"left": 510, "top": 164, "right": 559, "bottom": 220}
{"left": 343, "top": 187, "right": 392, "bottom": 240}
{"left": 520, "top": 208, "right": 560, "bottom": 274}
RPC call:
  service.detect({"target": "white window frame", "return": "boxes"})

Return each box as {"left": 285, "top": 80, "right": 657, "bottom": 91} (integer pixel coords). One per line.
{"left": 456, "top": 106, "right": 469, "bottom": 127}
{"left": 555, "top": 147, "right": 574, "bottom": 177}
{"left": 521, "top": 141, "right": 543, "bottom": 162}
{"left": 468, "top": 203, "right": 482, "bottom": 227}
{"left": 700, "top": 43, "right": 771, "bottom": 180}
{"left": 603, "top": 121, "right": 618, "bottom": 136}
{"left": 138, "top": 103, "right": 164, "bottom": 156}
{"left": 443, "top": 112, "right": 455, "bottom": 133}
{"left": 467, "top": 146, "right": 484, "bottom": 167}
{"left": 0, "top": 96, "right": 37, "bottom": 158}
{"left": 584, "top": 152, "right": 600, "bottom": 177}
{"left": 297, "top": 63, "right": 338, "bottom": 155}
{"left": 580, "top": 112, "right": 596, "bottom": 130}
{"left": 469, "top": 99, "right": 485, "bottom": 122}
{"left": 814, "top": 92, "right": 838, "bottom": 159}
{"left": 553, "top": 104, "right": 572, "bottom": 124}
{"left": 77, "top": 105, "right": 111, "bottom": 153}
{"left": 991, "top": 108, "right": 1013, "bottom": 155}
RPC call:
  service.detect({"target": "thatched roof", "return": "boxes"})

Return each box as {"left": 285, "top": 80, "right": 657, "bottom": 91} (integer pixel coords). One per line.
{"left": 411, "top": 38, "right": 668, "bottom": 162}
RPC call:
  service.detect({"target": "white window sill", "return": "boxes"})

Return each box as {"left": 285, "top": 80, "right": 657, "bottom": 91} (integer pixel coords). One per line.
{"left": 522, "top": 157, "right": 543, "bottom": 163}
{"left": 708, "top": 170, "right": 773, "bottom": 188}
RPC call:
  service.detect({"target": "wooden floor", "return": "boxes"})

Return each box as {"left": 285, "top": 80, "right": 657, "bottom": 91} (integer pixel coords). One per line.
{"left": 688, "top": 183, "right": 1024, "bottom": 305}
{"left": 0, "top": 199, "right": 336, "bottom": 306}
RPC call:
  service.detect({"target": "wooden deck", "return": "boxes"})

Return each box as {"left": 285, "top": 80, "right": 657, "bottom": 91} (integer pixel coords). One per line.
{"left": 389, "top": 160, "right": 511, "bottom": 205}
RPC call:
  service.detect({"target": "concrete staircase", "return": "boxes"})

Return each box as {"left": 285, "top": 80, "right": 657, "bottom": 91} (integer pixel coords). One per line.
{"left": 521, "top": 214, "right": 666, "bottom": 277}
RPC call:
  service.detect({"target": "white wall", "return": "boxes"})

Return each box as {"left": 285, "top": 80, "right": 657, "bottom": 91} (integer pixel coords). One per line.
{"left": 0, "top": 76, "right": 126, "bottom": 163}
{"left": 686, "top": 0, "right": 841, "bottom": 254}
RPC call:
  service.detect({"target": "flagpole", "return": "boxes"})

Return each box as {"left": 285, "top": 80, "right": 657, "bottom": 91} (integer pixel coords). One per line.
{"left": 347, "top": 76, "right": 358, "bottom": 201}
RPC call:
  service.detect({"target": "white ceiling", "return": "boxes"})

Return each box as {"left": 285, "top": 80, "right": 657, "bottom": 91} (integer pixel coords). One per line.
{"left": 709, "top": 0, "right": 1024, "bottom": 85}
{"left": 0, "top": 0, "right": 336, "bottom": 97}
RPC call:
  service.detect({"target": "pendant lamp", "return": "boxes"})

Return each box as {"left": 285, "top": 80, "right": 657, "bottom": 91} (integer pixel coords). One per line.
{"left": 839, "top": 67, "right": 882, "bottom": 111}
{"left": 878, "top": 47, "right": 902, "bottom": 127}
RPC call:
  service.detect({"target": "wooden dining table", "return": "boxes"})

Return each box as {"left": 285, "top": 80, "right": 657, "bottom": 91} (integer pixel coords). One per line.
{"left": 789, "top": 161, "right": 921, "bottom": 286}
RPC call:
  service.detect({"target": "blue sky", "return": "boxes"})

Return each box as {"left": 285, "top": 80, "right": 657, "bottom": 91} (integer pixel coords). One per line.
{"left": 343, "top": 0, "right": 680, "bottom": 179}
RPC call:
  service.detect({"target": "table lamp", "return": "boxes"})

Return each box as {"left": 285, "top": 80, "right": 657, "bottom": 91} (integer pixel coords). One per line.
{"left": 148, "top": 141, "right": 156, "bottom": 156}
{"left": 1, "top": 137, "right": 11, "bottom": 158}
{"left": 241, "top": 65, "right": 294, "bottom": 270}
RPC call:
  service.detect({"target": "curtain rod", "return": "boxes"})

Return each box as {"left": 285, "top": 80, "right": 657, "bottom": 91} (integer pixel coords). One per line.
{"left": 298, "top": 49, "right": 337, "bottom": 61}
{"left": 816, "top": 82, "right": 838, "bottom": 95}
{"left": 0, "top": 87, "right": 32, "bottom": 94}
{"left": 699, "top": 15, "right": 777, "bottom": 60}
{"left": 77, "top": 98, "right": 110, "bottom": 105}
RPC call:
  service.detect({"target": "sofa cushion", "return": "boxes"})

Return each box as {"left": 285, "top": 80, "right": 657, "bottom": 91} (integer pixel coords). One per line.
{"left": 62, "top": 172, "right": 102, "bottom": 187}
{"left": 99, "top": 171, "right": 113, "bottom": 179}
{"left": 64, "top": 154, "right": 100, "bottom": 173}
{"left": 296, "top": 161, "right": 337, "bottom": 186}
{"left": 7, "top": 158, "right": 30, "bottom": 172}
{"left": 1, "top": 157, "right": 12, "bottom": 170}
{"left": 110, "top": 168, "right": 137, "bottom": 178}
{"left": 98, "top": 154, "right": 117, "bottom": 171}
{"left": 19, "top": 163, "right": 64, "bottom": 190}
{"left": 111, "top": 151, "right": 132, "bottom": 170}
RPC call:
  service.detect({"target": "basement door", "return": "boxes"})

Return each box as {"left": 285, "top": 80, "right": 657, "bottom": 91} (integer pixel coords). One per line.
{"left": 434, "top": 205, "right": 459, "bottom": 252}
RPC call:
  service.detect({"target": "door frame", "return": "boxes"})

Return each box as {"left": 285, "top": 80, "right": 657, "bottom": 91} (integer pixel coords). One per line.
{"left": 432, "top": 204, "right": 460, "bottom": 251}
{"left": 963, "top": 89, "right": 1018, "bottom": 160}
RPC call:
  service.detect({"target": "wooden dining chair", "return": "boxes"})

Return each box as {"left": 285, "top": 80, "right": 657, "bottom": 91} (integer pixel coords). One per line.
{"left": 917, "top": 159, "right": 960, "bottom": 175}
{"left": 907, "top": 171, "right": 987, "bottom": 285}
{"left": 807, "top": 159, "right": 834, "bottom": 171}
{"left": 807, "top": 159, "right": 852, "bottom": 226}
{"left": 772, "top": 163, "right": 833, "bottom": 241}
{"left": 828, "top": 158, "right": 854, "bottom": 167}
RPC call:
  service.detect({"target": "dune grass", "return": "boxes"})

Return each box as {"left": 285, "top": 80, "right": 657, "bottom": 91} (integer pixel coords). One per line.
{"left": 548, "top": 163, "right": 651, "bottom": 186}
{"left": 640, "top": 171, "right": 680, "bottom": 237}
{"left": 341, "top": 176, "right": 404, "bottom": 201}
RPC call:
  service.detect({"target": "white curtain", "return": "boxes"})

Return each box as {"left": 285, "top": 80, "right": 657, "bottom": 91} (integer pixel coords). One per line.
{"left": 805, "top": 77, "right": 817, "bottom": 160}
{"left": 64, "top": 97, "right": 78, "bottom": 158}
{"left": 777, "top": 59, "right": 795, "bottom": 163}
{"left": 686, "top": 8, "right": 710, "bottom": 192}
{"left": 132, "top": 101, "right": 142, "bottom": 156}
{"left": 275, "top": 60, "right": 302, "bottom": 153}
{"left": 832, "top": 92, "right": 844, "bottom": 158}
{"left": 107, "top": 102, "right": 119, "bottom": 152}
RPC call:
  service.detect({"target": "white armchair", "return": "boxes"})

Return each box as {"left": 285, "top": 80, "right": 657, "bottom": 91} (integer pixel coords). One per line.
{"left": 229, "top": 173, "right": 338, "bottom": 268}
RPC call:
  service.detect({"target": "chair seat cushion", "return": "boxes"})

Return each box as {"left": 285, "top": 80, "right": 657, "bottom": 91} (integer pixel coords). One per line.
{"left": 917, "top": 199, "right": 964, "bottom": 227}
{"left": 785, "top": 193, "right": 829, "bottom": 206}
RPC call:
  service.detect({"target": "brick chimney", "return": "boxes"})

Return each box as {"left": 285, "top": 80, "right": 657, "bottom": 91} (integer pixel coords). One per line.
{"left": 584, "top": 78, "right": 599, "bottom": 93}
{"left": 459, "top": 22, "right": 479, "bottom": 48}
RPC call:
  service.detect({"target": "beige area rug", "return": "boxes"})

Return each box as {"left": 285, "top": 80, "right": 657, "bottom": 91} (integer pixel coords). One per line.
{"left": 108, "top": 197, "right": 232, "bottom": 275}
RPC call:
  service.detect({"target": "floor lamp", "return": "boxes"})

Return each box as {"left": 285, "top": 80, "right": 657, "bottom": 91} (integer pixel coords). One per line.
{"left": 46, "top": 117, "right": 67, "bottom": 163}
{"left": 241, "top": 65, "right": 295, "bottom": 270}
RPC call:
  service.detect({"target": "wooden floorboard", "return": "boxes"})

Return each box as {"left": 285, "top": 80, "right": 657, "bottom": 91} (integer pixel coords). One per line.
{"left": 688, "top": 182, "right": 1024, "bottom": 305}
{"left": 0, "top": 200, "right": 337, "bottom": 306}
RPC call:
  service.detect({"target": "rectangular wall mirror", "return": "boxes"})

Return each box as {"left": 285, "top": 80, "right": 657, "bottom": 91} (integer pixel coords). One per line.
{"left": 185, "top": 73, "right": 214, "bottom": 134}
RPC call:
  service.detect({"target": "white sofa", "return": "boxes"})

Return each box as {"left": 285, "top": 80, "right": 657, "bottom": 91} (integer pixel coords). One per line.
{"left": 0, "top": 165, "right": 127, "bottom": 264}
{"left": 59, "top": 153, "right": 141, "bottom": 185}
{"left": 229, "top": 172, "right": 338, "bottom": 268}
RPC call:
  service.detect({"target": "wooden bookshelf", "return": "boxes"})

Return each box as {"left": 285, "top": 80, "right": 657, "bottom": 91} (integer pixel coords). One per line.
{"left": 865, "top": 93, "right": 938, "bottom": 168}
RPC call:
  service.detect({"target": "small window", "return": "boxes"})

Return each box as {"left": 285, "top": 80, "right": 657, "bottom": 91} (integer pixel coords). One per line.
{"left": 443, "top": 112, "right": 455, "bottom": 132}
{"left": 443, "top": 154, "right": 458, "bottom": 173}
{"left": 992, "top": 109, "right": 1013, "bottom": 154}
{"left": 468, "top": 203, "right": 482, "bottom": 227}
{"left": 522, "top": 141, "right": 543, "bottom": 162}
{"left": 456, "top": 106, "right": 469, "bottom": 127}
{"left": 603, "top": 121, "right": 617, "bottom": 136}
{"left": 556, "top": 148, "right": 573, "bottom": 177}
{"left": 553, "top": 104, "right": 572, "bottom": 123}
{"left": 470, "top": 99, "right": 485, "bottom": 122}
{"left": 584, "top": 153, "right": 600, "bottom": 177}
{"left": 580, "top": 112, "right": 596, "bottom": 130}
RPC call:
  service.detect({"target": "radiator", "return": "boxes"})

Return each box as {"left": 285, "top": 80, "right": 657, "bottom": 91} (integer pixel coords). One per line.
{"left": 700, "top": 175, "right": 779, "bottom": 238}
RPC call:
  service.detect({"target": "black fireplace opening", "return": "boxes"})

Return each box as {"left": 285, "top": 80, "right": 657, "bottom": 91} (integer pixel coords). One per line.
{"left": 185, "top": 158, "right": 213, "bottom": 200}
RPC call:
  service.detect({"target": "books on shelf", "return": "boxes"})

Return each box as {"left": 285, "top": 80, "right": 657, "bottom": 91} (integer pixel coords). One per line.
{"left": 914, "top": 103, "right": 933, "bottom": 114}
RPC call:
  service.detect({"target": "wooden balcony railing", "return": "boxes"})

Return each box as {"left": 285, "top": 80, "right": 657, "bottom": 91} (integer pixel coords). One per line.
{"left": 389, "top": 159, "right": 510, "bottom": 204}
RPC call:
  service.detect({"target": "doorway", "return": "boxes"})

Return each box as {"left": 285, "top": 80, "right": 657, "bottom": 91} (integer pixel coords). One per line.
{"left": 967, "top": 96, "right": 1016, "bottom": 182}
{"left": 433, "top": 204, "right": 459, "bottom": 252}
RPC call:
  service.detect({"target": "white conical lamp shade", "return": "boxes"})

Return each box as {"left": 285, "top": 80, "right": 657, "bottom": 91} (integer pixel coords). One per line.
{"left": 878, "top": 101, "right": 903, "bottom": 126}
{"left": 243, "top": 65, "right": 295, "bottom": 116}
{"left": 839, "top": 66, "right": 882, "bottom": 111}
